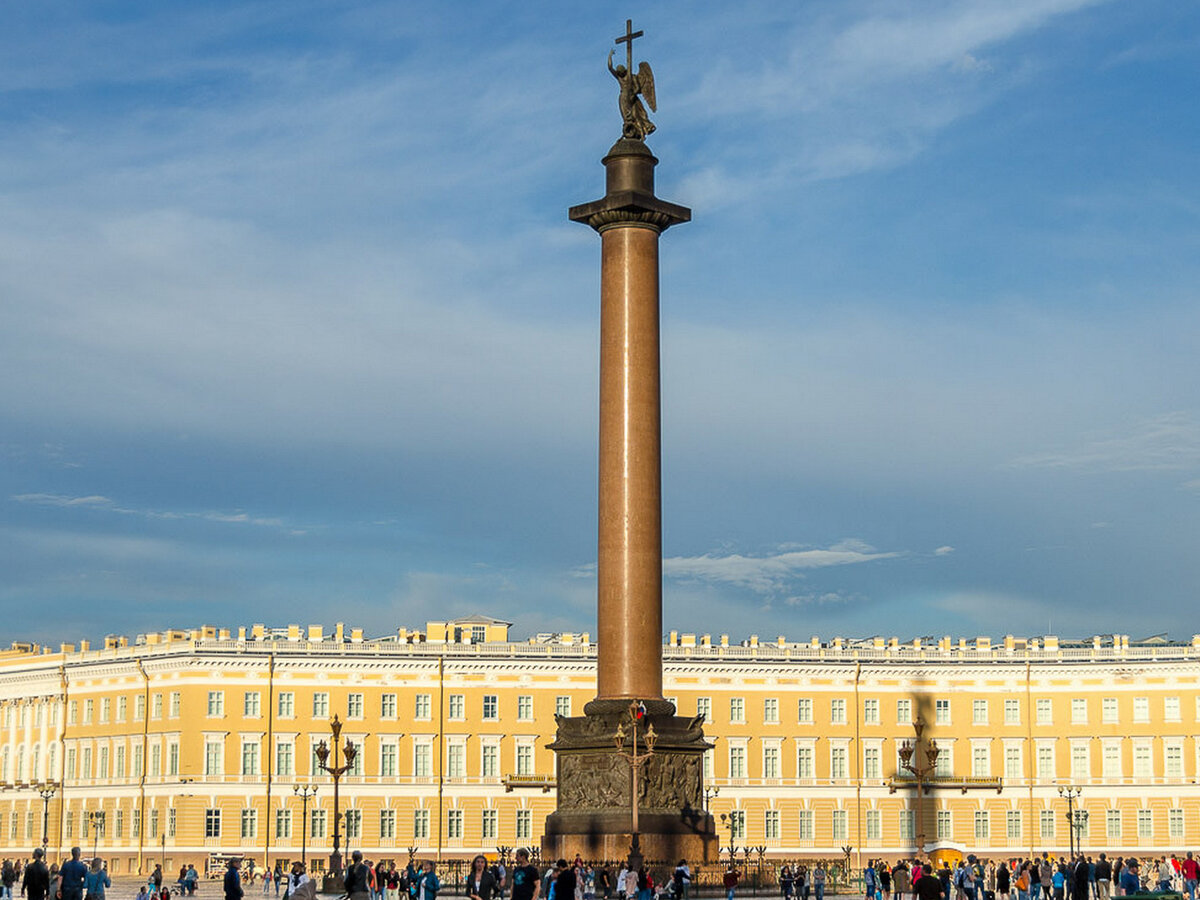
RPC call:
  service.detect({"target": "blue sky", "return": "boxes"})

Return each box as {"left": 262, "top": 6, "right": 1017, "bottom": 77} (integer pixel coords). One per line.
{"left": 2, "top": 1, "right": 1199, "bottom": 645}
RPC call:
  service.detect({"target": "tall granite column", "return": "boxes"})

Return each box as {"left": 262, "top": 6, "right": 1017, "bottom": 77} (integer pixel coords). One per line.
{"left": 541, "top": 135, "right": 717, "bottom": 863}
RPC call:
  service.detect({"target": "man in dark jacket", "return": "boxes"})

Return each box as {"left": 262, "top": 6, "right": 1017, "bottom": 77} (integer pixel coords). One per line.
{"left": 57, "top": 849, "right": 88, "bottom": 900}
{"left": 1073, "top": 859, "right": 1090, "bottom": 900}
{"left": 21, "top": 850, "right": 50, "bottom": 900}
{"left": 344, "top": 851, "right": 371, "bottom": 900}
{"left": 224, "top": 859, "right": 244, "bottom": 900}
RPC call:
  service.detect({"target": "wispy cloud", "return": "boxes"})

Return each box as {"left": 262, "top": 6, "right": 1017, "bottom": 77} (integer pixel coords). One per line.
{"left": 1008, "top": 411, "right": 1200, "bottom": 473}
{"left": 12, "top": 492, "right": 288, "bottom": 530}
{"left": 13, "top": 493, "right": 111, "bottom": 508}
{"left": 664, "top": 539, "right": 903, "bottom": 593}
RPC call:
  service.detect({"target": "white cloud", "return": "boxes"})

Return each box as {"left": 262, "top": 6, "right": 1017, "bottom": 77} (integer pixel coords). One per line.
{"left": 13, "top": 493, "right": 112, "bottom": 507}
{"left": 664, "top": 541, "right": 902, "bottom": 593}
{"left": 934, "top": 546, "right": 955, "bottom": 556}
{"left": 12, "top": 492, "right": 290, "bottom": 531}
{"left": 1008, "top": 411, "right": 1200, "bottom": 473}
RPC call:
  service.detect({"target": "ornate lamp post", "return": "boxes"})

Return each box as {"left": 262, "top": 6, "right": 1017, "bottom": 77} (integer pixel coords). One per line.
{"left": 1058, "top": 786, "right": 1083, "bottom": 858}
{"left": 294, "top": 784, "right": 318, "bottom": 869}
{"left": 614, "top": 700, "right": 657, "bottom": 869}
{"left": 897, "top": 716, "right": 940, "bottom": 856}
{"left": 314, "top": 715, "right": 357, "bottom": 892}
{"left": 37, "top": 784, "right": 56, "bottom": 858}
{"left": 704, "top": 785, "right": 720, "bottom": 809}
{"left": 87, "top": 810, "right": 105, "bottom": 862}
{"left": 719, "top": 811, "right": 739, "bottom": 866}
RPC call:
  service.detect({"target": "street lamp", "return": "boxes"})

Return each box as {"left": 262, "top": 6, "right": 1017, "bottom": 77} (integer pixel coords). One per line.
{"left": 897, "top": 717, "right": 941, "bottom": 856}
{"left": 704, "top": 785, "right": 720, "bottom": 809}
{"left": 314, "top": 715, "right": 357, "bottom": 893}
{"left": 87, "top": 810, "right": 105, "bottom": 862}
{"left": 1058, "top": 786, "right": 1083, "bottom": 857}
{"left": 37, "top": 784, "right": 56, "bottom": 858}
{"left": 294, "top": 784, "right": 319, "bottom": 869}
{"left": 718, "top": 811, "right": 740, "bottom": 866}
{"left": 614, "top": 700, "right": 657, "bottom": 871}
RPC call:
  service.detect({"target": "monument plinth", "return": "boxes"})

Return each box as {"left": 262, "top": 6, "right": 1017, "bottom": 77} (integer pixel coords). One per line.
{"left": 543, "top": 23, "right": 717, "bottom": 865}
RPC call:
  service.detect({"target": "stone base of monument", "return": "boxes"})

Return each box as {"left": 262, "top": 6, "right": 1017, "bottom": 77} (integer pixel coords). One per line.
{"left": 542, "top": 700, "right": 719, "bottom": 864}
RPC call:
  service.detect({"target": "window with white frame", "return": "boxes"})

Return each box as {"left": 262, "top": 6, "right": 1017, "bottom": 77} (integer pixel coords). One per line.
{"left": 1137, "top": 808, "right": 1152, "bottom": 839}
{"left": 1006, "top": 810, "right": 1021, "bottom": 839}
{"left": 517, "top": 695, "right": 533, "bottom": 720}
{"left": 1004, "top": 698, "right": 1020, "bottom": 724}
{"left": 275, "top": 809, "right": 292, "bottom": 839}
{"left": 730, "top": 697, "right": 745, "bottom": 723}
{"left": 482, "top": 808, "right": 498, "bottom": 840}
{"left": 313, "top": 692, "right": 329, "bottom": 718}
{"left": 1102, "top": 742, "right": 1121, "bottom": 778}
{"left": 1165, "top": 696, "right": 1181, "bottom": 721}
{"left": 516, "top": 809, "right": 532, "bottom": 840}
{"left": 241, "top": 809, "right": 257, "bottom": 839}
{"left": 1133, "top": 697, "right": 1149, "bottom": 722}
{"left": 936, "top": 810, "right": 951, "bottom": 840}
{"left": 381, "top": 693, "right": 397, "bottom": 718}
{"left": 763, "top": 744, "right": 780, "bottom": 779}
{"left": 447, "top": 694, "right": 464, "bottom": 720}
{"left": 241, "top": 741, "right": 259, "bottom": 776}
{"left": 1166, "top": 743, "right": 1183, "bottom": 778}
{"left": 763, "top": 698, "right": 779, "bottom": 724}
{"left": 482, "top": 743, "right": 498, "bottom": 778}
{"left": 310, "top": 809, "right": 327, "bottom": 838}
{"left": 798, "top": 698, "right": 813, "bottom": 724}
{"left": 379, "top": 809, "right": 395, "bottom": 839}
{"left": 380, "top": 743, "right": 398, "bottom": 778}
{"left": 973, "top": 744, "right": 990, "bottom": 777}
{"left": 974, "top": 810, "right": 989, "bottom": 840}
{"left": 1040, "top": 809, "right": 1055, "bottom": 839}
{"left": 831, "top": 809, "right": 847, "bottom": 840}
{"left": 276, "top": 740, "right": 293, "bottom": 776}
{"left": 1106, "top": 809, "right": 1121, "bottom": 841}
{"left": 207, "top": 692, "right": 224, "bottom": 717}
{"left": 830, "top": 698, "right": 847, "bottom": 724}
{"left": 1035, "top": 698, "right": 1052, "bottom": 725}
{"left": 345, "top": 809, "right": 361, "bottom": 839}
{"left": 729, "top": 809, "right": 746, "bottom": 840}
{"left": 830, "top": 745, "right": 848, "bottom": 779}
{"left": 1071, "top": 698, "right": 1087, "bottom": 724}
{"left": 117, "top": 696, "right": 127, "bottom": 722}
{"left": 414, "top": 694, "right": 431, "bottom": 719}
{"left": 797, "top": 745, "right": 814, "bottom": 779}
{"left": 205, "top": 808, "right": 221, "bottom": 838}
{"left": 934, "top": 744, "right": 952, "bottom": 777}
{"left": 798, "top": 809, "right": 814, "bottom": 840}
{"left": 413, "top": 809, "right": 430, "bottom": 839}
{"left": 1071, "top": 742, "right": 1089, "bottom": 779}
{"left": 1102, "top": 697, "right": 1118, "bottom": 723}
{"left": 896, "top": 698, "right": 912, "bottom": 724}
{"left": 697, "top": 697, "right": 712, "bottom": 722}
{"left": 729, "top": 745, "right": 746, "bottom": 779}
{"left": 900, "top": 809, "right": 914, "bottom": 841}
{"left": 347, "top": 693, "right": 364, "bottom": 719}
{"left": 205, "top": 740, "right": 222, "bottom": 775}
{"left": 973, "top": 699, "right": 988, "bottom": 725}
{"left": 863, "top": 699, "right": 880, "bottom": 725}
{"left": 447, "top": 743, "right": 465, "bottom": 778}
{"left": 414, "top": 743, "right": 432, "bottom": 778}
{"left": 765, "top": 809, "right": 780, "bottom": 840}
{"left": 552, "top": 695, "right": 570, "bottom": 717}
{"left": 516, "top": 742, "right": 534, "bottom": 776}
{"left": 244, "top": 692, "right": 261, "bottom": 717}
{"left": 482, "top": 695, "right": 498, "bottom": 720}
{"left": 1005, "top": 745, "right": 1022, "bottom": 780}
{"left": 1133, "top": 744, "right": 1152, "bottom": 778}
{"left": 866, "top": 808, "right": 881, "bottom": 840}
{"left": 277, "top": 692, "right": 294, "bottom": 718}
{"left": 863, "top": 746, "right": 881, "bottom": 779}
{"left": 935, "top": 698, "right": 951, "bottom": 725}
{"left": 1037, "top": 744, "right": 1055, "bottom": 779}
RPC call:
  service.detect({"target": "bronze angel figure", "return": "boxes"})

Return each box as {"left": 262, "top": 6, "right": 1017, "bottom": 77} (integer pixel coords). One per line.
{"left": 608, "top": 49, "right": 656, "bottom": 140}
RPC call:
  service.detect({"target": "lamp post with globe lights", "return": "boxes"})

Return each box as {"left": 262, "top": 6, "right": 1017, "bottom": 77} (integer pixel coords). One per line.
{"left": 314, "top": 716, "right": 357, "bottom": 892}
{"left": 614, "top": 700, "right": 657, "bottom": 870}
{"left": 897, "top": 717, "right": 941, "bottom": 855}
{"left": 294, "top": 784, "right": 318, "bottom": 869}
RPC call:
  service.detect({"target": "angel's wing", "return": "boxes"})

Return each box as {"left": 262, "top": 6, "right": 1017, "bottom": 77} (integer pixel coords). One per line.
{"left": 636, "top": 61, "right": 656, "bottom": 112}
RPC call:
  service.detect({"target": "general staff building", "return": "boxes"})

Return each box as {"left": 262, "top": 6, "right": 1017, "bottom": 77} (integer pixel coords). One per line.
{"left": 1, "top": 615, "right": 1198, "bottom": 874}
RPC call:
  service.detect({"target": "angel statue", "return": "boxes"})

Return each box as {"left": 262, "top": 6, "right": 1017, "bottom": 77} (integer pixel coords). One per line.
{"left": 608, "top": 49, "right": 656, "bottom": 140}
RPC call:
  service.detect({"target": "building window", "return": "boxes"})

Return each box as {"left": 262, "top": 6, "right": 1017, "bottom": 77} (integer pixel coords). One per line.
{"left": 1137, "top": 808, "right": 1152, "bottom": 840}
{"left": 380, "top": 693, "right": 396, "bottom": 718}
{"left": 831, "top": 809, "right": 847, "bottom": 841}
{"left": 1004, "top": 699, "right": 1020, "bottom": 724}
{"left": 863, "top": 746, "right": 881, "bottom": 779}
{"left": 798, "top": 809, "right": 814, "bottom": 840}
{"left": 831, "top": 745, "right": 848, "bottom": 780}
{"left": 1133, "top": 697, "right": 1149, "bottom": 723}
{"left": 134, "top": 695, "right": 145, "bottom": 721}
{"left": 1005, "top": 746, "right": 1021, "bottom": 780}
{"left": 345, "top": 809, "right": 361, "bottom": 839}
{"left": 1106, "top": 809, "right": 1121, "bottom": 841}
{"left": 447, "top": 744, "right": 465, "bottom": 778}
{"left": 1071, "top": 743, "right": 1089, "bottom": 779}
{"left": 311, "top": 809, "right": 327, "bottom": 839}
{"left": 865, "top": 809, "right": 881, "bottom": 840}
{"left": 168, "top": 807, "right": 177, "bottom": 837}
{"left": 1006, "top": 810, "right": 1021, "bottom": 840}
{"left": 863, "top": 699, "right": 880, "bottom": 725}
{"left": 974, "top": 810, "right": 989, "bottom": 840}
{"left": 205, "top": 809, "right": 221, "bottom": 838}
{"left": 730, "top": 698, "right": 745, "bottom": 723}
{"left": 516, "top": 743, "right": 533, "bottom": 776}
{"left": 1102, "top": 742, "right": 1121, "bottom": 777}
{"left": 899, "top": 809, "right": 914, "bottom": 841}
{"left": 972, "top": 699, "right": 988, "bottom": 725}
{"left": 1166, "top": 744, "right": 1184, "bottom": 778}
{"left": 797, "top": 746, "right": 814, "bottom": 779}
{"left": 446, "top": 808, "right": 463, "bottom": 839}
{"left": 830, "top": 699, "right": 846, "bottom": 725}
{"left": 277, "top": 692, "right": 294, "bottom": 718}
{"left": 482, "top": 744, "right": 498, "bottom": 778}
{"left": 445, "top": 694, "right": 464, "bottom": 720}
{"left": 896, "top": 698, "right": 912, "bottom": 724}
{"left": 697, "top": 697, "right": 712, "bottom": 722}
{"left": 347, "top": 693, "right": 364, "bottom": 719}
{"left": 935, "top": 699, "right": 951, "bottom": 725}
{"left": 313, "top": 692, "right": 329, "bottom": 718}
{"left": 937, "top": 810, "right": 951, "bottom": 840}
{"left": 763, "top": 745, "right": 780, "bottom": 779}
{"left": 413, "top": 809, "right": 429, "bottom": 840}
{"left": 207, "top": 692, "right": 224, "bottom": 717}
{"left": 379, "top": 809, "right": 395, "bottom": 839}
{"left": 934, "top": 746, "right": 952, "bottom": 777}
{"left": 98, "top": 746, "right": 109, "bottom": 778}
{"left": 276, "top": 741, "right": 294, "bottom": 776}
{"left": 516, "top": 695, "right": 533, "bottom": 720}
{"left": 1165, "top": 696, "right": 1181, "bottom": 721}
{"left": 516, "top": 809, "right": 532, "bottom": 840}
{"left": 729, "top": 810, "right": 746, "bottom": 840}
{"left": 1071, "top": 698, "right": 1087, "bottom": 724}
{"left": 798, "top": 698, "right": 813, "bottom": 724}
{"left": 1134, "top": 744, "right": 1152, "bottom": 778}
{"left": 763, "top": 698, "right": 779, "bottom": 724}
{"left": 168, "top": 742, "right": 179, "bottom": 776}
{"left": 1037, "top": 744, "right": 1054, "bottom": 779}
{"left": 555, "top": 696, "right": 572, "bottom": 717}
{"left": 275, "top": 809, "right": 292, "bottom": 839}
{"left": 380, "top": 743, "right": 398, "bottom": 778}
{"left": 169, "top": 692, "right": 181, "bottom": 717}
{"left": 1035, "top": 698, "right": 1052, "bottom": 725}
{"left": 116, "top": 697, "right": 127, "bottom": 722}
{"left": 132, "top": 809, "right": 141, "bottom": 838}
{"left": 482, "top": 695, "right": 498, "bottom": 720}
{"left": 765, "top": 809, "right": 781, "bottom": 840}
{"left": 482, "top": 809, "right": 498, "bottom": 840}
{"left": 729, "top": 745, "right": 746, "bottom": 779}
{"left": 415, "top": 694, "right": 431, "bottom": 720}
{"left": 244, "top": 692, "right": 261, "bottom": 717}
{"left": 205, "top": 741, "right": 222, "bottom": 775}
{"left": 241, "top": 809, "right": 257, "bottom": 839}
{"left": 116, "top": 745, "right": 126, "bottom": 777}
{"left": 414, "top": 744, "right": 431, "bottom": 778}
{"left": 242, "top": 742, "right": 259, "bottom": 776}
{"left": 1040, "top": 809, "right": 1055, "bottom": 839}
{"left": 973, "top": 745, "right": 990, "bottom": 777}
{"left": 84, "top": 699, "right": 94, "bottom": 724}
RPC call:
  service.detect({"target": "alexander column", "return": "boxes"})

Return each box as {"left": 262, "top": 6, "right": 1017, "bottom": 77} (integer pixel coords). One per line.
{"left": 543, "top": 22, "right": 717, "bottom": 865}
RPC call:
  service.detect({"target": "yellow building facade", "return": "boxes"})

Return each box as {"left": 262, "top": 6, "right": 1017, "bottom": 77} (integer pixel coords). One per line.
{"left": 2, "top": 617, "right": 1199, "bottom": 874}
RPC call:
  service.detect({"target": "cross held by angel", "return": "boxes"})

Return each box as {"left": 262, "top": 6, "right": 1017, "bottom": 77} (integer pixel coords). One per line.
{"left": 608, "top": 20, "right": 656, "bottom": 141}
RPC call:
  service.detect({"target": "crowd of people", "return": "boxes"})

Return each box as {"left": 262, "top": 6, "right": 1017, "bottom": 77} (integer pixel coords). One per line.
{"left": 843, "top": 853, "right": 1200, "bottom": 900}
